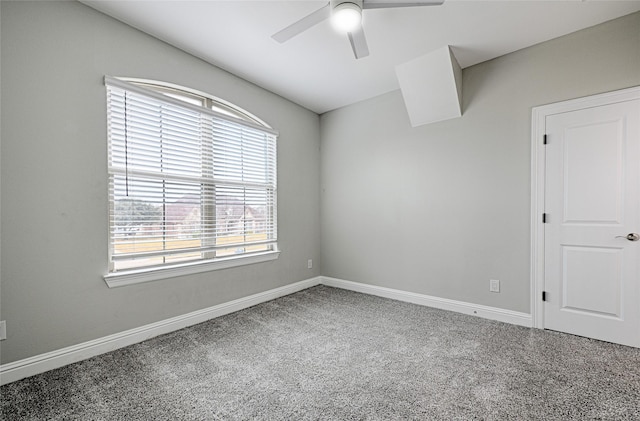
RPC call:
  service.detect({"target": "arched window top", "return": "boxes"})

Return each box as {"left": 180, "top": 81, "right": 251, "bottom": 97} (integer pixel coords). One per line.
{"left": 122, "top": 78, "right": 271, "bottom": 129}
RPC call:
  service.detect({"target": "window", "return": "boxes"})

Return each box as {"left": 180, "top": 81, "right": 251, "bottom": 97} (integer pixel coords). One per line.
{"left": 104, "top": 77, "right": 278, "bottom": 285}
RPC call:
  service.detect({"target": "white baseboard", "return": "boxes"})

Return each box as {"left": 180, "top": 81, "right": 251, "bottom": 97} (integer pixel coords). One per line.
{"left": 320, "top": 276, "right": 533, "bottom": 328}
{"left": 0, "top": 277, "right": 322, "bottom": 386}
{"left": 1, "top": 275, "right": 532, "bottom": 386}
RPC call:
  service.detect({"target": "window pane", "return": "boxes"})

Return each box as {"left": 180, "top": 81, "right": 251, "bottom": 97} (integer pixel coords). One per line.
{"left": 212, "top": 118, "right": 275, "bottom": 184}
{"left": 111, "top": 175, "right": 203, "bottom": 257}
{"left": 109, "top": 92, "right": 203, "bottom": 178}
{"left": 214, "top": 186, "right": 273, "bottom": 250}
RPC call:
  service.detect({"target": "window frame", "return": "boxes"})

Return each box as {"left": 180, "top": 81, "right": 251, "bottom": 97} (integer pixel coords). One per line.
{"left": 103, "top": 76, "right": 279, "bottom": 288}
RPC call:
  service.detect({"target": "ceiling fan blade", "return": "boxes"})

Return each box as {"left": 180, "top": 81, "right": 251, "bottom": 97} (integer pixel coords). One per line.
{"left": 362, "top": 0, "right": 444, "bottom": 9}
{"left": 348, "top": 25, "right": 370, "bottom": 59}
{"left": 272, "top": 3, "right": 332, "bottom": 43}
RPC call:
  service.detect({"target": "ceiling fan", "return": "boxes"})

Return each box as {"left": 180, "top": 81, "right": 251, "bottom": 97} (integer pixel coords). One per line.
{"left": 272, "top": 0, "right": 445, "bottom": 59}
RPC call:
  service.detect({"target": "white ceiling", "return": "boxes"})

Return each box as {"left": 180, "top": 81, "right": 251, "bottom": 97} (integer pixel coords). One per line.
{"left": 81, "top": 0, "right": 640, "bottom": 114}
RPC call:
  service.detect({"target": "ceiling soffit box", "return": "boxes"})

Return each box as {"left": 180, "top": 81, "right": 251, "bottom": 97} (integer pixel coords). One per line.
{"left": 395, "top": 45, "right": 462, "bottom": 127}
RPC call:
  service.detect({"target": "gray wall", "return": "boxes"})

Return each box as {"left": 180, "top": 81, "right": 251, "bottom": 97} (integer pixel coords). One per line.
{"left": 0, "top": 1, "right": 321, "bottom": 364}
{"left": 320, "top": 12, "right": 640, "bottom": 313}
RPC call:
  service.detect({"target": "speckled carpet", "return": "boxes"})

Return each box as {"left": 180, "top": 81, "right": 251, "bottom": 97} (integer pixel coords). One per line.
{"left": 2, "top": 285, "right": 639, "bottom": 420}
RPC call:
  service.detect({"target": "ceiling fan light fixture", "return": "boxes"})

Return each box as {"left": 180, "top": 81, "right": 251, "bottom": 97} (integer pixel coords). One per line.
{"left": 332, "top": 2, "right": 362, "bottom": 32}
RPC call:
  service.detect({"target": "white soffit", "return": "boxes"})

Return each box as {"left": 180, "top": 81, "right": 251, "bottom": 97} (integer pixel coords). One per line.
{"left": 395, "top": 45, "right": 462, "bottom": 127}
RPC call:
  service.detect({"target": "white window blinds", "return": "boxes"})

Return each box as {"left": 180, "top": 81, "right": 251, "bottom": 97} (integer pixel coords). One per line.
{"left": 105, "top": 77, "right": 277, "bottom": 273}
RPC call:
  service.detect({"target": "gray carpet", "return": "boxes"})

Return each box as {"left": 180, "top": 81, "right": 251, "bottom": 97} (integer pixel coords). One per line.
{"left": 1, "top": 285, "right": 639, "bottom": 420}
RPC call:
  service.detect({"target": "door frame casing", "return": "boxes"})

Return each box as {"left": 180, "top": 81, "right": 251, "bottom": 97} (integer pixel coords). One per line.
{"left": 530, "top": 85, "right": 640, "bottom": 329}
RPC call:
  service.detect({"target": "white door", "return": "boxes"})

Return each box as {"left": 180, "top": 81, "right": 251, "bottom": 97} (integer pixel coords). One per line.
{"left": 544, "top": 98, "right": 640, "bottom": 347}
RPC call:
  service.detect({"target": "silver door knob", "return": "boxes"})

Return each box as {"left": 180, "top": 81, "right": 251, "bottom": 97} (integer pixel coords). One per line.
{"left": 616, "top": 233, "right": 640, "bottom": 241}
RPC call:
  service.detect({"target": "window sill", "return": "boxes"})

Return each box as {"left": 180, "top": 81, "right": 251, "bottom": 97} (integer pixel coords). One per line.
{"left": 103, "top": 250, "right": 280, "bottom": 288}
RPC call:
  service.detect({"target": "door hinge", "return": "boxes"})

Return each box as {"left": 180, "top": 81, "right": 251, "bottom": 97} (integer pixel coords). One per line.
{"left": 542, "top": 213, "right": 548, "bottom": 223}
{"left": 543, "top": 134, "right": 548, "bottom": 145}
{"left": 542, "top": 291, "right": 547, "bottom": 301}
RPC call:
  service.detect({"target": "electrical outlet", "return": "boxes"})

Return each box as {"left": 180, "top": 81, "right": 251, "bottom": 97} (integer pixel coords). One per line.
{"left": 490, "top": 279, "right": 500, "bottom": 293}
{"left": 307, "top": 259, "right": 313, "bottom": 269}
{"left": 0, "top": 321, "right": 6, "bottom": 341}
